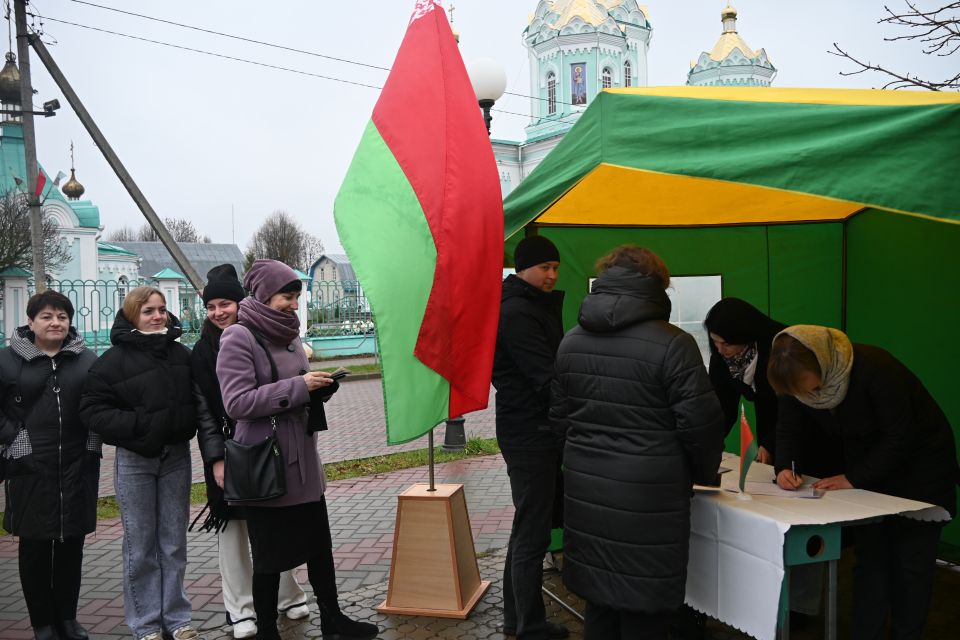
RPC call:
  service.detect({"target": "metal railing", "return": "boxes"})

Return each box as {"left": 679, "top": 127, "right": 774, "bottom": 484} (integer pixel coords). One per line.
{"left": 0, "top": 278, "right": 376, "bottom": 353}
{"left": 305, "top": 280, "right": 374, "bottom": 338}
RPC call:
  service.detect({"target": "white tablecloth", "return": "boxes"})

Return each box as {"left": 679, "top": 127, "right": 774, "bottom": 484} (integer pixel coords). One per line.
{"left": 685, "top": 454, "right": 937, "bottom": 640}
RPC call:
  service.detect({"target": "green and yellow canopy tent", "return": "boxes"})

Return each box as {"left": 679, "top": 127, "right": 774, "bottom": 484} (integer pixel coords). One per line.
{"left": 502, "top": 86, "right": 960, "bottom": 553}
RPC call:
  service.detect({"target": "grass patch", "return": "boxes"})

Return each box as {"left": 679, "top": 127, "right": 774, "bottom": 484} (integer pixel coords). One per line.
{"left": 316, "top": 363, "right": 381, "bottom": 376}
{"left": 324, "top": 436, "right": 499, "bottom": 481}
{"left": 0, "top": 437, "right": 500, "bottom": 536}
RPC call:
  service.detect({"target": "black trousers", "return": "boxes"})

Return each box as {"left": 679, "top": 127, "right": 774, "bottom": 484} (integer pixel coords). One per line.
{"left": 501, "top": 447, "right": 561, "bottom": 640}
{"left": 252, "top": 543, "right": 338, "bottom": 633}
{"left": 19, "top": 537, "right": 85, "bottom": 628}
{"left": 851, "top": 517, "right": 943, "bottom": 640}
{"left": 583, "top": 601, "right": 673, "bottom": 640}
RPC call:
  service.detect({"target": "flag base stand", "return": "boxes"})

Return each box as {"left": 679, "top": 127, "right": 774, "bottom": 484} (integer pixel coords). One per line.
{"left": 377, "top": 483, "right": 491, "bottom": 619}
{"left": 736, "top": 491, "right": 753, "bottom": 501}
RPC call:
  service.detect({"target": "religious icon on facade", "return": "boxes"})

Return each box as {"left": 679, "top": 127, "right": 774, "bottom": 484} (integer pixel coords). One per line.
{"left": 571, "top": 63, "right": 587, "bottom": 105}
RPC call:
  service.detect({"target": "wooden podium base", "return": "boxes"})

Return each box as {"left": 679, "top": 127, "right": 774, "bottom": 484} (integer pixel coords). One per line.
{"left": 377, "top": 483, "right": 491, "bottom": 619}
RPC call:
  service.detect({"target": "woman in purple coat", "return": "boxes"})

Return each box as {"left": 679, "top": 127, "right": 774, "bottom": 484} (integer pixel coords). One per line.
{"left": 216, "top": 260, "right": 378, "bottom": 640}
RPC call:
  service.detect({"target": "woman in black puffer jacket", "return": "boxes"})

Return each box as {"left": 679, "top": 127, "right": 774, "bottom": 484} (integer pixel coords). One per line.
{"left": 551, "top": 245, "right": 725, "bottom": 640}
{"left": 79, "top": 286, "right": 199, "bottom": 640}
{"left": 0, "top": 292, "right": 99, "bottom": 640}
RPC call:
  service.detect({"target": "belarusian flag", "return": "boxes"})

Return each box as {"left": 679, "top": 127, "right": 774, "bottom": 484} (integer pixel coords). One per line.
{"left": 739, "top": 403, "right": 758, "bottom": 492}
{"left": 334, "top": 0, "right": 504, "bottom": 444}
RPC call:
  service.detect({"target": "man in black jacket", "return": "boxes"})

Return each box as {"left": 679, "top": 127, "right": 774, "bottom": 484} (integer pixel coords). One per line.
{"left": 493, "top": 235, "right": 568, "bottom": 640}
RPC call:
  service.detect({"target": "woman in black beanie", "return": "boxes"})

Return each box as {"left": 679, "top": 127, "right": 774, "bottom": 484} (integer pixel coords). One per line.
{"left": 703, "top": 298, "right": 843, "bottom": 477}
{"left": 192, "top": 264, "right": 310, "bottom": 638}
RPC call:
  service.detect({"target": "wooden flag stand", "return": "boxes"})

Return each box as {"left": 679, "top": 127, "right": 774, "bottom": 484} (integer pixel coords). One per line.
{"left": 377, "top": 432, "right": 490, "bottom": 619}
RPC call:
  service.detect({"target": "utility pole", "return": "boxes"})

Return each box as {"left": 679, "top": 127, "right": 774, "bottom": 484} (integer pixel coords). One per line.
{"left": 26, "top": 21, "right": 204, "bottom": 291}
{"left": 14, "top": 0, "right": 46, "bottom": 292}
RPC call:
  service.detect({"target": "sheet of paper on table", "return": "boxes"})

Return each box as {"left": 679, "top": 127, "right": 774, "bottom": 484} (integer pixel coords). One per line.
{"left": 728, "top": 481, "right": 825, "bottom": 499}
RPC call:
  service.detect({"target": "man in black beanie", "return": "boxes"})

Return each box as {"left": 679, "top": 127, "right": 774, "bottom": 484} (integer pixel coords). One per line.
{"left": 493, "top": 234, "right": 568, "bottom": 640}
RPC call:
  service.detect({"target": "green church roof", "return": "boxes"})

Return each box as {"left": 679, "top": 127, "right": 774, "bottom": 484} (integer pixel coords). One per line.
{"left": 97, "top": 242, "right": 138, "bottom": 257}
{"left": 153, "top": 268, "right": 185, "bottom": 279}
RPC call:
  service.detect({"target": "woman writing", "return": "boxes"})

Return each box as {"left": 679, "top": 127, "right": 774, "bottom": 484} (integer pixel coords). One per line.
{"left": 768, "top": 325, "right": 959, "bottom": 640}
{"left": 0, "top": 292, "right": 99, "bottom": 640}
{"left": 192, "top": 264, "right": 311, "bottom": 639}
{"left": 216, "top": 259, "right": 378, "bottom": 640}
{"left": 80, "top": 287, "right": 200, "bottom": 640}
{"left": 704, "top": 298, "right": 843, "bottom": 477}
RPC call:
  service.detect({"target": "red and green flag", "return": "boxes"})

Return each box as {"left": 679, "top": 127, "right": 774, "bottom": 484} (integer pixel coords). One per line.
{"left": 333, "top": 0, "right": 504, "bottom": 445}
{"left": 739, "top": 403, "right": 758, "bottom": 492}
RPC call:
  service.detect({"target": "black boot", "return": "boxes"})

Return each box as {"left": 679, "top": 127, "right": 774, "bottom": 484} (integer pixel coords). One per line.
{"left": 33, "top": 626, "right": 61, "bottom": 640}
{"left": 318, "top": 602, "right": 379, "bottom": 639}
{"left": 57, "top": 620, "right": 89, "bottom": 640}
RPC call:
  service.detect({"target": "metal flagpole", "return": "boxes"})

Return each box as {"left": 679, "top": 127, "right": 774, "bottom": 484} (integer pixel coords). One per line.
{"left": 428, "top": 429, "right": 436, "bottom": 491}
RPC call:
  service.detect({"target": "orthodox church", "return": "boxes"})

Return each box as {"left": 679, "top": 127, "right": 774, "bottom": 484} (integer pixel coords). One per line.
{"left": 495, "top": 1, "right": 775, "bottom": 197}
{"left": 687, "top": 3, "right": 776, "bottom": 87}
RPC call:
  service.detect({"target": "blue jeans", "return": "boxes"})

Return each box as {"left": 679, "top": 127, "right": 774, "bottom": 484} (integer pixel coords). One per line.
{"left": 115, "top": 443, "right": 192, "bottom": 639}
{"left": 501, "top": 447, "right": 561, "bottom": 640}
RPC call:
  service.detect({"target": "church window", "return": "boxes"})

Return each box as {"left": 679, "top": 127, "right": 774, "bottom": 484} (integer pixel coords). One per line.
{"left": 546, "top": 72, "right": 557, "bottom": 115}
{"left": 602, "top": 67, "right": 613, "bottom": 89}
{"left": 624, "top": 60, "right": 632, "bottom": 87}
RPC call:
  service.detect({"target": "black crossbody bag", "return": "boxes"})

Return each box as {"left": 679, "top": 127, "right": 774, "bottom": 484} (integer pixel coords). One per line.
{"left": 223, "top": 327, "right": 287, "bottom": 503}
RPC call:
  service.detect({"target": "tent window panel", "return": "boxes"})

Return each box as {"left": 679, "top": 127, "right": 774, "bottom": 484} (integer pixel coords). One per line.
{"left": 668, "top": 275, "right": 723, "bottom": 365}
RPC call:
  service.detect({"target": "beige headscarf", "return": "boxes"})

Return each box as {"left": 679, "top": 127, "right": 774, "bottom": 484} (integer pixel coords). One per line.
{"left": 777, "top": 325, "right": 854, "bottom": 410}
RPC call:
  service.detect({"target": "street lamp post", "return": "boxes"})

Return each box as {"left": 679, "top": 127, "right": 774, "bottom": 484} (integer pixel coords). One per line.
{"left": 467, "top": 57, "right": 507, "bottom": 136}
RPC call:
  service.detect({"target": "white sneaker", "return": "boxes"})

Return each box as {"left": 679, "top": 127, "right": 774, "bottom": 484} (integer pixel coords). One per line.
{"left": 172, "top": 626, "right": 201, "bottom": 640}
{"left": 140, "top": 634, "right": 163, "bottom": 640}
{"left": 232, "top": 619, "right": 257, "bottom": 639}
{"left": 284, "top": 603, "right": 311, "bottom": 620}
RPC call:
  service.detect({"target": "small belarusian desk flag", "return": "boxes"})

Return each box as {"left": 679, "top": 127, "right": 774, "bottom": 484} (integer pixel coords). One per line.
{"left": 739, "top": 403, "right": 759, "bottom": 492}
{"left": 333, "top": 0, "right": 504, "bottom": 445}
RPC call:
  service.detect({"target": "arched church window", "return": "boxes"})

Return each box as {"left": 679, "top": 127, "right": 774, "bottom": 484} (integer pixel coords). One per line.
{"left": 602, "top": 67, "right": 613, "bottom": 89}
{"left": 117, "top": 276, "right": 128, "bottom": 304}
{"left": 546, "top": 72, "right": 557, "bottom": 115}
{"left": 624, "top": 60, "right": 632, "bottom": 87}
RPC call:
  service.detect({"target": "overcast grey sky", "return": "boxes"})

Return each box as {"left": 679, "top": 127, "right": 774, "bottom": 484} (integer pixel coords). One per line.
{"left": 23, "top": 1, "right": 956, "bottom": 254}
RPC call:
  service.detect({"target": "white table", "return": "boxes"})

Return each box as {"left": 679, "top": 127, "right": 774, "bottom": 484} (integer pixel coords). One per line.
{"left": 685, "top": 454, "right": 940, "bottom": 640}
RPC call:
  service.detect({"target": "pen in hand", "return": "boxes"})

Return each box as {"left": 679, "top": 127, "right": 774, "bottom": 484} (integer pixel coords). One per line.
{"left": 776, "top": 460, "right": 804, "bottom": 490}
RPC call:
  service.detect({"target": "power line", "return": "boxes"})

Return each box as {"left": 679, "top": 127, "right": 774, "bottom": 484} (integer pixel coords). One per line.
{"left": 31, "top": 11, "right": 589, "bottom": 127}
{"left": 68, "top": 0, "right": 392, "bottom": 73}
{"left": 65, "top": 0, "right": 576, "bottom": 108}
{"left": 32, "top": 14, "right": 386, "bottom": 92}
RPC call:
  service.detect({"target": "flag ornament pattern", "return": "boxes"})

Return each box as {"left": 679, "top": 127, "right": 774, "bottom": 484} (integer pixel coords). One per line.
{"left": 739, "top": 403, "right": 759, "bottom": 492}
{"left": 334, "top": 0, "right": 504, "bottom": 445}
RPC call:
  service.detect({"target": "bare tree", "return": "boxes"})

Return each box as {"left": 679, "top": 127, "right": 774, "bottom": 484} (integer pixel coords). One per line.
{"left": 831, "top": 1, "right": 960, "bottom": 90}
{"left": 246, "top": 210, "right": 324, "bottom": 272}
{"left": 105, "top": 225, "right": 137, "bottom": 242}
{"left": 0, "top": 191, "right": 72, "bottom": 276}
{"left": 134, "top": 217, "right": 211, "bottom": 243}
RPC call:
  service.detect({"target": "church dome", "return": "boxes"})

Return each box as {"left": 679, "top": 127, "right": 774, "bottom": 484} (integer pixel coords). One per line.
{"left": 62, "top": 169, "right": 85, "bottom": 200}
{"left": 721, "top": 3, "right": 738, "bottom": 21}
{"left": 0, "top": 52, "right": 21, "bottom": 104}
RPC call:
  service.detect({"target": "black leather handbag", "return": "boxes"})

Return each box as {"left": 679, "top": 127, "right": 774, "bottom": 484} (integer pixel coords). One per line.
{"left": 223, "top": 324, "right": 288, "bottom": 503}
{"left": 223, "top": 415, "right": 286, "bottom": 502}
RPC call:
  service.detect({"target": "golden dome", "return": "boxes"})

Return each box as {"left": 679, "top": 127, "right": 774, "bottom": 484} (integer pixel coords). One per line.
{"left": 61, "top": 168, "right": 85, "bottom": 200}
{"left": 721, "top": 3, "right": 738, "bottom": 21}
{"left": 0, "top": 52, "right": 21, "bottom": 104}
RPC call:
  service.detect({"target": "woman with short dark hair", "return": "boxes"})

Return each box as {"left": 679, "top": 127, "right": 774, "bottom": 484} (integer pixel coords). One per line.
{"left": 551, "top": 244, "right": 725, "bottom": 640}
{"left": 0, "top": 291, "right": 99, "bottom": 640}
{"left": 769, "top": 325, "right": 959, "bottom": 639}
